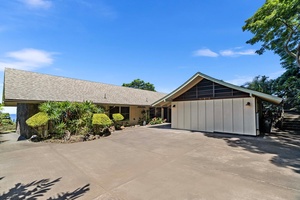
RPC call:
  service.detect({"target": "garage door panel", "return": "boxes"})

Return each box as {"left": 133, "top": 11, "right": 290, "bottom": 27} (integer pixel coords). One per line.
{"left": 223, "top": 99, "right": 233, "bottom": 133}
{"left": 198, "top": 101, "right": 206, "bottom": 131}
{"left": 191, "top": 101, "right": 198, "bottom": 130}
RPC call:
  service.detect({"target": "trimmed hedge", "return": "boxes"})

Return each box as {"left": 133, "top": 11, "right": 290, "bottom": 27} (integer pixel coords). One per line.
{"left": 92, "top": 114, "right": 112, "bottom": 127}
{"left": 112, "top": 113, "right": 124, "bottom": 121}
{"left": 26, "top": 112, "right": 49, "bottom": 128}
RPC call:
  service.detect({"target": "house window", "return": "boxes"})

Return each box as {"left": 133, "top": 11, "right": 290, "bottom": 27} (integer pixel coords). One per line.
{"left": 109, "top": 106, "right": 119, "bottom": 118}
{"left": 121, "top": 107, "right": 130, "bottom": 120}
{"left": 109, "top": 106, "right": 130, "bottom": 120}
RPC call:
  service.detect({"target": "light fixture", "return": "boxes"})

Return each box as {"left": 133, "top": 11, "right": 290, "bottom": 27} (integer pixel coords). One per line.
{"left": 246, "top": 102, "right": 251, "bottom": 106}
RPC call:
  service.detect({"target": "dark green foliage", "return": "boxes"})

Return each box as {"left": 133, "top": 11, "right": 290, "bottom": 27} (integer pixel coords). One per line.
{"left": 26, "top": 112, "right": 49, "bottom": 127}
{"left": 0, "top": 113, "right": 14, "bottom": 125}
{"left": 122, "top": 79, "right": 156, "bottom": 91}
{"left": 0, "top": 112, "right": 16, "bottom": 132}
{"left": 243, "top": 76, "right": 273, "bottom": 94}
{"left": 38, "top": 101, "right": 104, "bottom": 139}
{"left": 243, "top": 0, "right": 300, "bottom": 68}
{"left": 243, "top": 67, "right": 300, "bottom": 113}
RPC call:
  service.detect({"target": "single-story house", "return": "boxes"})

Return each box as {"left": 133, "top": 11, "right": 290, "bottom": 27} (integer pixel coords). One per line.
{"left": 3, "top": 68, "right": 282, "bottom": 137}
{"left": 152, "top": 72, "right": 282, "bottom": 136}
{"left": 3, "top": 68, "right": 168, "bottom": 138}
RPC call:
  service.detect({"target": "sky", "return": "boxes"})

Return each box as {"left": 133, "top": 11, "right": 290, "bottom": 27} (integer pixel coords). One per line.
{"left": 0, "top": 0, "right": 284, "bottom": 114}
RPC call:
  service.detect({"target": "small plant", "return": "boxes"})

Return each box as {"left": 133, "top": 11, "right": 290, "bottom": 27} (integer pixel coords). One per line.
{"left": 112, "top": 113, "right": 124, "bottom": 130}
{"left": 26, "top": 112, "right": 49, "bottom": 138}
{"left": 149, "top": 117, "right": 164, "bottom": 125}
{"left": 26, "top": 112, "right": 49, "bottom": 127}
{"left": 92, "top": 114, "right": 112, "bottom": 135}
{"left": 112, "top": 113, "right": 124, "bottom": 121}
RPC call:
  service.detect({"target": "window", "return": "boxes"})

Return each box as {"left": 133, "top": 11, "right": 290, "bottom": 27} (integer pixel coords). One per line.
{"left": 109, "top": 106, "right": 130, "bottom": 120}
{"left": 121, "top": 107, "right": 130, "bottom": 120}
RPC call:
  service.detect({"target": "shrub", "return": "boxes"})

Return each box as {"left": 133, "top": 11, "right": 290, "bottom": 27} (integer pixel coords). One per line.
{"left": 26, "top": 112, "right": 49, "bottom": 138}
{"left": 112, "top": 113, "right": 124, "bottom": 130}
{"left": 149, "top": 117, "right": 164, "bottom": 125}
{"left": 112, "top": 113, "right": 124, "bottom": 121}
{"left": 92, "top": 113, "right": 112, "bottom": 135}
{"left": 26, "top": 112, "right": 49, "bottom": 127}
{"left": 0, "top": 113, "right": 14, "bottom": 126}
{"left": 39, "top": 101, "right": 104, "bottom": 138}
{"left": 92, "top": 114, "right": 112, "bottom": 126}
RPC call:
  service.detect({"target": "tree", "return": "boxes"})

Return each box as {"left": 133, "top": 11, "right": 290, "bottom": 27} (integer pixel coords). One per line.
{"left": 122, "top": 79, "right": 156, "bottom": 91}
{"left": 243, "top": 0, "right": 300, "bottom": 68}
{"left": 242, "top": 75, "right": 273, "bottom": 94}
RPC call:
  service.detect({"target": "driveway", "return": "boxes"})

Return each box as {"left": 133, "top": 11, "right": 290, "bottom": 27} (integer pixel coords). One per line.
{"left": 1, "top": 124, "right": 300, "bottom": 199}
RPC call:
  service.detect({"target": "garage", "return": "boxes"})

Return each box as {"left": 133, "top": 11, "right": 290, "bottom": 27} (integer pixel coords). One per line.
{"left": 152, "top": 72, "right": 282, "bottom": 136}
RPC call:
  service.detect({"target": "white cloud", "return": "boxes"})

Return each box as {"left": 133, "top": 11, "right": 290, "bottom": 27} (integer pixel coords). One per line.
{"left": 21, "top": 0, "right": 52, "bottom": 9}
{"left": 268, "top": 70, "right": 285, "bottom": 79}
{"left": 75, "top": 0, "right": 117, "bottom": 19}
{"left": 225, "top": 75, "right": 253, "bottom": 86}
{"left": 193, "top": 49, "right": 219, "bottom": 57}
{"left": 220, "top": 49, "right": 256, "bottom": 57}
{"left": 0, "top": 48, "right": 54, "bottom": 71}
{"left": 225, "top": 70, "right": 285, "bottom": 86}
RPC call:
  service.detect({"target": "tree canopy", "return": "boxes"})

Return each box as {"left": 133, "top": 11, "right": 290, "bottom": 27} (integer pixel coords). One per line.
{"left": 122, "top": 79, "right": 156, "bottom": 91}
{"left": 243, "top": 0, "right": 300, "bottom": 68}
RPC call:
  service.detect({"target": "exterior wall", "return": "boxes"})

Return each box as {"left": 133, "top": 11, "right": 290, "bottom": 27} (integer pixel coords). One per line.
{"left": 129, "top": 106, "right": 149, "bottom": 125}
{"left": 171, "top": 97, "right": 257, "bottom": 136}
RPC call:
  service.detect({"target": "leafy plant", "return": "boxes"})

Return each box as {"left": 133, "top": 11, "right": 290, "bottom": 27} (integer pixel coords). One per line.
{"left": 112, "top": 113, "right": 124, "bottom": 130}
{"left": 122, "top": 79, "right": 156, "bottom": 91}
{"left": 149, "top": 117, "right": 164, "bottom": 125}
{"left": 92, "top": 113, "right": 112, "bottom": 135}
{"left": 243, "top": 0, "right": 300, "bottom": 68}
{"left": 26, "top": 112, "right": 49, "bottom": 127}
{"left": 92, "top": 114, "right": 112, "bottom": 126}
{"left": 38, "top": 101, "right": 104, "bottom": 139}
{"left": 112, "top": 113, "right": 124, "bottom": 121}
{"left": 26, "top": 112, "right": 49, "bottom": 138}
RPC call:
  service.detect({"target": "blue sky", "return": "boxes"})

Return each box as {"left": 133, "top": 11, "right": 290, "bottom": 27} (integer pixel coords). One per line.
{"left": 0, "top": 0, "right": 284, "bottom": 114}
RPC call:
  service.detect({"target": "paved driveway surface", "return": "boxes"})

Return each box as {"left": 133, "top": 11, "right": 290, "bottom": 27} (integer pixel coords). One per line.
{"left": 1, "top": 125, "right": 300, "bottom": 199}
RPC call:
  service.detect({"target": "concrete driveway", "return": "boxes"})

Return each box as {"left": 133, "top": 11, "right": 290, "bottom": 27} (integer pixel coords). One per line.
{"left": 1, "top": 124, "right": 300, "bottom": 199}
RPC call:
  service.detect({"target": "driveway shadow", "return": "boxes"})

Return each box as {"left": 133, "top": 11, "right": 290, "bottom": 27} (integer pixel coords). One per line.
{"left": 203, "top": 130, "right": 300, "bottom": 174}
{"left": 1, "top": 177, "right": 90, "bottom": 200}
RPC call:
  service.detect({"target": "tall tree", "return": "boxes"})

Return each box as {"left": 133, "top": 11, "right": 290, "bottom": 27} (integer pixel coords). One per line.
{"left": 243, "top": 0, "right": 300, "bottom": 68}
{"left": 122, "top": 79, "right": 156, "bottom": 91}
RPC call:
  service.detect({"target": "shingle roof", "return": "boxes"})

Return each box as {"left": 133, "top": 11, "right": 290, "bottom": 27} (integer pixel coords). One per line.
{"left": 152, "top": 72, "right": 282, "bottom": 106}
{"left": 3, "top": 68, "right": 166, "bottom": 106}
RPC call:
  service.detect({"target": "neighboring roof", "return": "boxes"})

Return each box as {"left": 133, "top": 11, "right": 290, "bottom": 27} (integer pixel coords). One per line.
{"left": 152, "top": 72, "right": 282, "bottom": 106}
{"left": 3, "top": 68, "right": 166, "bottom": 106}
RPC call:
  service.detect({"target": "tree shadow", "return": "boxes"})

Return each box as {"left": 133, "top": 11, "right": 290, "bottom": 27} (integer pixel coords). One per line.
{"left": 1, "top": 177, "right": 90, "bottom": 200}
{"left": 203, "top": 130, "right": 300, "bottom": 174}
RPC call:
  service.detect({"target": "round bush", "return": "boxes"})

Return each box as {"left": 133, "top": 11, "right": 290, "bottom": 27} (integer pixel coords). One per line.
{"left": 112, "top": 113, "right": 124, "bottom": 121}
{"left": 26, "top": 112, "right": 49, "bottom": 128}
{"left": 92, "top": 114, "right": 112, "bottom": 127}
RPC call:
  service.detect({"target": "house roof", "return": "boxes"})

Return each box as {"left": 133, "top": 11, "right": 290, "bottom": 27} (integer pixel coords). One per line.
{"left": 3, "top": 68, "right": 166, "bottom": 106}
{"left": 152, "top": 72, "right": 282, "bottom": 106}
